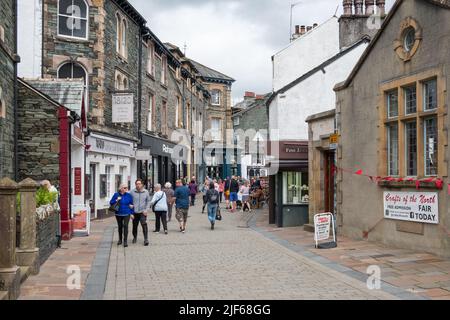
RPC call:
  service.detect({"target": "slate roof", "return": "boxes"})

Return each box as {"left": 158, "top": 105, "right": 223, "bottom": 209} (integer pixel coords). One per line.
{"left": 189, "top": 59, "right": 235, "bottom": 83}
{"left": 112, "top": 0, "right": 147, "bottom": 26}
{"left": 24, "top": 79, "right": 85, "bottom": 116}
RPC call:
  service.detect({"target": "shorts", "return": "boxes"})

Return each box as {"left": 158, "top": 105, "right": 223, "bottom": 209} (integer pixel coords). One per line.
{"left": 230, "top": 192, "right": 238, "bottom": 202}
{"left": 175, "top": 208, "right": 189, "bottom": 223}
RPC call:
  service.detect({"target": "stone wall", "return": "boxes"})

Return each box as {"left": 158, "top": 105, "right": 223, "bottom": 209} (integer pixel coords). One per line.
{"left": 36, "top": 205, "right": 59, "bottom": 266}
{"left": 0, "top": 0, "right": 16, "bottom": 179}
{"left": 17, "top": 81, "right": 60, "bottom": 184}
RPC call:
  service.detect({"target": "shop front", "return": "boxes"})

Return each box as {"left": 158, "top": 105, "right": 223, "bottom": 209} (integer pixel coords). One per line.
{"left": 139, "top": 134, "right": 188, "bottom": 193}
{"left": 86, "top": 132, "right": 137, "bottom": 219}
{"left": 269, "top": 141, "right": 309, "bottom": 227}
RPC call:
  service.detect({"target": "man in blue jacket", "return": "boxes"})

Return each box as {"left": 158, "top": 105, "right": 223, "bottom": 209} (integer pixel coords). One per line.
{"left": 174, "top": 179, "right": 190, "bottom": 233}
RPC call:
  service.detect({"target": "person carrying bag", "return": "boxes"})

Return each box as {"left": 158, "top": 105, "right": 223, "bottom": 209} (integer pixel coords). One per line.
{"left": 149, "top": 184, "right": 169, "bottom": 234}
{"left": 206, "top": 182, "right": 220, "bottom": 230}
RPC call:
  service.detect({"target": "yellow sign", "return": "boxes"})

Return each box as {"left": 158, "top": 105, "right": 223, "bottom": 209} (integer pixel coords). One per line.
{"left": 330, "top": 134, "right": 339, "bottom": 145}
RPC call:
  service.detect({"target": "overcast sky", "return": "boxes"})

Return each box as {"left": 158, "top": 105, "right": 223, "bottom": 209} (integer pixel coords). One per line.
{"left": 129, "top": 0, "right": 395, "bottom": 104}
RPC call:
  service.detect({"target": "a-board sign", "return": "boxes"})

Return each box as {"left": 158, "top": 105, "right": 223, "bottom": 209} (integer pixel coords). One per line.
{"left": 72, "top": 205, "right": 91, "bottom": 236}
{"left": 314, "top": 213, "right": 336, "bottom": 249}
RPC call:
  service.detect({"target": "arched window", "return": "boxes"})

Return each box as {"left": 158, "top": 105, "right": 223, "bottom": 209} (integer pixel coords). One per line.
{"left": 121, "top": 19, "right": 127, "bottom": 57}
{"left": 116, "top": 14, "right": 128, "bottom": 58}
{"left": 58, "top": 61, "right": 88, "bottom": 110}
{"left": 211, "top": 89, "right": 221, "bottom": 106}
{"left": 123, "top": 77, "right": 128, "bottom": 90}
{"left": 58, "top": 0, "right": 88, "bottom": 39}
{"left": 116, "top": 13, "right": 121, "bottom": 53}
{"left": 116, "top": 74, "right": 122, "bottom": 90}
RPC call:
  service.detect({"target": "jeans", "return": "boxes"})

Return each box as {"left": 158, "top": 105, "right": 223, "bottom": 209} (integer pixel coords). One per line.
{"left": 116, "top": 215, "right": 130, "bottom": 242}
{"left": 154, "top": 211, "right": 168, "bottom": 232}
{"left": 207, "top": 203, "right": 218, "bottom": 223}
{"left": 167, "top": 203, "right": 173, "bottom": 221}
{"left": 132, "top": 212, "right": 148, "bottom": 240}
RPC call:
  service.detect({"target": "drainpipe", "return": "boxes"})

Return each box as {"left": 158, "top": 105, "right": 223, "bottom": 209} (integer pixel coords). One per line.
{"left": 13, "top": 0, "right": 19, "bottom": 181}
{"left": 138, "top": 26, "right": 143, "bottom": 144}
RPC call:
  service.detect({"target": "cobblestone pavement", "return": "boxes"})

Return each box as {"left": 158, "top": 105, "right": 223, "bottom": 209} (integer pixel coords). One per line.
{"left": 103, "top": 200, "right": 394, "bottom": 300}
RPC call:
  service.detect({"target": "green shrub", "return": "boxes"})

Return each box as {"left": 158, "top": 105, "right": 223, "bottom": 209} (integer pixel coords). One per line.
{"left": 36, "top": 187, "right": 58, "bottom": 207}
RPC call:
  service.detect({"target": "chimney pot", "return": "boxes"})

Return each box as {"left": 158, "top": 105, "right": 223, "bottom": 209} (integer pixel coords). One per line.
{"left": 295, "top": 25, "right": 300, "bottom": 34}
{"left": 313, "top": 23, "right": 318, "bottom": 28}
{"left": 354, "top": 0, "right": 364, "bottom": 15}
{"left": 306, "top": 26, "right": 312, "bottom": 32}
{"left": 343, "top": 0, "right": 353, "bottom": 15}
{"left": 244, "top": 91, "right": 256, "bottom": 99}
{"left": 300, "top": 25, "right": 306, "bottom": 35}
{"left": 365, "top": 0, "right": 375, "bottom": 15}
{"left": 376, "top": 0, "right": 385, "bottom": 15}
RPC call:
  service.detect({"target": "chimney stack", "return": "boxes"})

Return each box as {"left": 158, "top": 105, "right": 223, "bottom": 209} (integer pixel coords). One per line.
{"left": 343, "top": 0, "right": 353, "bottom": 15}
{"left": 244, "top": 92, "right": 256, "bottom": 100}
{"left": 365, "top": 0, "right": 375, "bottom": 15}
{"left": 354, "top": 0, "right": 364, "bottom": 15}
{"left": 376, "top": 0, "right": 386, "bottom": 15}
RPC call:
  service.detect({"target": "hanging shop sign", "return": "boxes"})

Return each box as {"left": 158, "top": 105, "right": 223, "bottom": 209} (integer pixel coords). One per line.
{"left": 74, "top": 167, "right": 82, "bottom": 196}
{"left": 112, "top": 94, "right": 134, "bottom": 123}
{"left": 384, "top": 191, "right": 439, "bottom": 224}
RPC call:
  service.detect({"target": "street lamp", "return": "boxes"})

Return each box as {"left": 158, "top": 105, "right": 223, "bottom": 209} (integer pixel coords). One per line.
{"left": 290, "top": 1, "right": 302, "bottom": 42}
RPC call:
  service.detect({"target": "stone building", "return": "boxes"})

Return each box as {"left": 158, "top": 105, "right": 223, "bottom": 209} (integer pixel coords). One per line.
{"left": 334, "top": 0, "right": 450, "bottom": 257}
{"left": 232, "top": 92, "right": 270, "bottom": 179}
{"left": 0, "top": 0, "right": 18, "bottom": 179}
{"left": 189, "top": 59, "right": 235, "bottom": 180}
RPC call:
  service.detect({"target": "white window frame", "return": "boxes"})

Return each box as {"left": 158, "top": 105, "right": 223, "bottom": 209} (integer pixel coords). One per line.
{"left": 211, "top": 90, "right": 221, "bottom": 106}
{"left": 147, "top": 42, "right": 155, "bottom": 76}
{"left": 147, "top": 93, "right": 154, "bottom": 131}
{"left": 57, "top": 0, "right": 89, "bottom": 40}
{"left": 211, "top": 118, "right": 222, "bottom": 141}
{"left": 0, "top": 87, "right": 5, "bottom": 118}
{"left": 161, "top": 55, "right": 167, "bottom": 86}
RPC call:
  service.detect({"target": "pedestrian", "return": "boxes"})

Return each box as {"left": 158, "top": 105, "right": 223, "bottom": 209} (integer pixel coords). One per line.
{"left": 241, "top": 180, "right": 251, "bottom": 212}
{"left": 229, "top": 176, "right": 240, "bottom": 213}
{"left": 188, "top": 179, "right": 198, "bottom": 206}
{"left": 201, "top": 178, "right": 209, "bottom": 214}
{"left": 224, "top": 176, "right": 231, "bottom": 209}
{"left": 163, "top": 182, "right": 175, "bottom": 222}
{"left": 130, "top": 179, "right": 151, "bottom": 246}
{"left": 110, "top": 183, "right": 134, "bottom": 247}
{"left": 206, "top": 182, "right": 220, "bottom": 230}
{"left": 174, "top": 179, "right": 190, "bottom": 233}
{"left": 149, "top": 184, "right": 169, "bottom": 235}
{"left": 218, "top": 179, "right": 224, "bottom": 203}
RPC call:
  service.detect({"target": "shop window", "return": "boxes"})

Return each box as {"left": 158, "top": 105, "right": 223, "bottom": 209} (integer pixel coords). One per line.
{"left": 283, "top": 172, "right": 308, "bottom": 204}
{"left": 105, "top": 165, "right": 113, "bottom": 197}
{"left": 58, "top": 0, "right": 88, "bottom": 39}
{"left": 99, "top": 174, "right": 107, "bottom": 198}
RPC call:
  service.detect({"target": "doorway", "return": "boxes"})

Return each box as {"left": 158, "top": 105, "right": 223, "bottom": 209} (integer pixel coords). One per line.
{"left": 324, "top": 151, "right": 336, "bottom": 214}
{"left": 88, "top": 163, "right": 96, "bottom": 219}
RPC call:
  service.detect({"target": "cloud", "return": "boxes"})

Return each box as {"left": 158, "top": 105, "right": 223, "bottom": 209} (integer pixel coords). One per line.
{"left": 129, "top": 0, "right": 395, "bottom": 103}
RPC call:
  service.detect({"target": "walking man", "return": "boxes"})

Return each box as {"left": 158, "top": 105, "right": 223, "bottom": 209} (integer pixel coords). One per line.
{"left": 229, "top": 176, "right": 240, "bottom": 213}
{"left": 174, "top": 179, "right": 190, "bottom": 233}
{"left": 130, "top": 179, "right": 151, "bottom": 246}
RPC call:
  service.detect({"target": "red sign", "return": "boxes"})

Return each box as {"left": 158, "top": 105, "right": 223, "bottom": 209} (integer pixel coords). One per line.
{"left": 74, "top": 125, "right": 83, "bottom": 140}
{"left": 74, "top": 168, "right": 82, "bottom": 195}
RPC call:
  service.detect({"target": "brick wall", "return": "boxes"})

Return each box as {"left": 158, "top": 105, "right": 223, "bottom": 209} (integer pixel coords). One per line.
{"left": 0, "top": 0, "right": 16, "bottom": 179}
{"left": 17, "top": 81, "right": 61, "bottom": 184}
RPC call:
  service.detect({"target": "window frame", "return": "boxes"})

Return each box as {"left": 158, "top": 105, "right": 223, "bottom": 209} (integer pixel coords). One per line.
{"left": 57, "top": 0, "right": 89, "bottom": 40}
{"left": 379, "top": 70, "right": 444, "bottom": 180}
{"left": 147, "top": 93, "right": 155, "bottom": 132}
{"left": 57, "top": 61, "right": 89, "bottom": 112}
{"left": 211, "top": 89, "right": 221, "bottom": 106}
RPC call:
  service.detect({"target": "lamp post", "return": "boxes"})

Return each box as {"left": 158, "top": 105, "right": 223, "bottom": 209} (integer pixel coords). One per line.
{"left": 290, "top": 1, "right": 302, "bottom": 42}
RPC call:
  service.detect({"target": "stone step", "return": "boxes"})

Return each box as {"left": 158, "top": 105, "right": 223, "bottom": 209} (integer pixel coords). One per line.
{"left": 19, "top": 266, "right": 30, "bottom": 284}
{"left": 303, "top": 223, "right": 315, "bottom": 233}
{"left": 0, "top": 291, "right": 7, "bottom": 300}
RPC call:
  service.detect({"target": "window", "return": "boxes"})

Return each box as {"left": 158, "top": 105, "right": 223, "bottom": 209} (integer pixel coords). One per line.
{"left": 58, "top": 0, "right": 88, "bottom": 39}
{"left": 211, "top": 118, "right": 222, "bottom": 141}
{"left": 99, "top": 174, "right": 107, "bottom": 198}
{"left": 211, "top": 90, "right": 221, "bottom": 106}
{"left": 115, "top": 70, "right": 128, "bottom": 90}
{"left": 147, "top": 94, "right": 154, "bottom": 131}
{"left": 387, "top": 90, "right": 398, "bottom": 118}
{"left": 404, "top": 86, "right": 416, "bottom": 114}
{"left": 147, "top": 42, "right": 155, "bottom": 76}
{"left": 161, "top": 56, "right": 167, "bottom": 85}
{"left": 245, "top": 137, "right": 250, "bottom": 155}
{"left": 403, "top": 27, "right": 415, "bottom": 52}
{"left": 423, "top": 79, "right": 437, "bottom": 111}
{"left": 105, "top": 165, "right": 113, "bottom": 197}
{"left": 405, "top": 121, "right": 417, "bottom": 176}
{"left": 283, "top": 172, "right": 308, "bottom": 204}
{"left": 186, "top": 103, "right": 190, "bottom": 130}
{"left": 116, "top": 13, "right": 127, "bottom": 58}
{"left": 0, "top": 26, "right": 5, "bottom": 43}
{"left": 58, "top": 62, "right": 88, "bottom": 110}
{"left": 176, "top": 96, "right": 182, "bottom": 127}
{"left": 387, "top": 124, "right": 399, "bottom": 176}
{"left": 233, "top": 117, "right": 240, "bottom": 126}
{"left": 161, "top": 100, "right": 167, "bottom": 135}
{"left": 424, "top": 117, "right": 438, "bottom": 176}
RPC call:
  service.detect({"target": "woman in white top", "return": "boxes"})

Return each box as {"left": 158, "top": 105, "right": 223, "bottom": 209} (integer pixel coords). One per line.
{"left": 149, "top": 184, "right": 169, "bottom": 234}
{"left": 240, "top": 181, "right": 251, "bottom": 212}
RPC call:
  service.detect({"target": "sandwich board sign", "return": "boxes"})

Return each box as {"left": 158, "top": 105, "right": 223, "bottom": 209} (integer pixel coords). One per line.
{"left": 314, "top": 213, "right": 337, "bottom": 249}
{"left": 72, "top": 205, "right": 91, "bottom": 236}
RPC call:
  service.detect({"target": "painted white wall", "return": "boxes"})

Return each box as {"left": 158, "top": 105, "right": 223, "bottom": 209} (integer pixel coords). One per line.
{"left": 18, "top": 0, "right": 42, "bottom": 78}
{"left": 272, "top": 17, "right": 340, "bottom": 92}
{"left": 311, "top": 116, "right": 335, "bottom": 141}
{"left": 270, "top": 43, "right": 368, "bottom": 141}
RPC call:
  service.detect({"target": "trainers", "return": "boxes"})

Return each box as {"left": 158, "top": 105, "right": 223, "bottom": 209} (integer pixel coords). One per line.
{"left": 117, "top": 240, "right": 122, "bottom": 246}
{"left": 153, "top": 230, "right": 159, "bottom": 234}
{"left": 144, "top": 240, "right": 149, "bottom": 246}
{"left": 164, "top": 230, "right": 168, "bottom": 235}
{"left": 132, "top": 238, "right": 137, "bottom": 244}
{"left": 124, "top": 242, "right": 128, "bottom": 247}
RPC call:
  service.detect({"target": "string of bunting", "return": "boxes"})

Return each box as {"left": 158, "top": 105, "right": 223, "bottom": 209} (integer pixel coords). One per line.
{"left": 331, "top": 164, "right": 446, "bottom": 191}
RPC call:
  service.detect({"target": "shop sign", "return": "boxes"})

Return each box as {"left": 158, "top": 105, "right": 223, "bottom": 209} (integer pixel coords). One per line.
{"left": 136, "top": 149, "right": 151, "bottom": 161}
{"left": 87, "top": 135, "right": 134, "bottom": 157}
{"left": 74, "top": 167, "right": 82, "bottom": 196}
{"left": 72, "top": 205, "right": 91, "bottom": 236}
{"left": 314, "top": 213, "right": 336, "bottom": 248}
{"left": 112, "top": 94, "right": 134, "bottom": 123}
{"left": 384, "top": 192, "right": 439, "bottom": 224}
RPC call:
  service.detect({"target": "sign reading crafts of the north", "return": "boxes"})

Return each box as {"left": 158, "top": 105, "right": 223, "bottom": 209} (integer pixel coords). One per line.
{"left": 112, "top": 94, "right": 134, "bottom": 123}
{"left": 384, "top": 192, "right": 439, "bottom": 224}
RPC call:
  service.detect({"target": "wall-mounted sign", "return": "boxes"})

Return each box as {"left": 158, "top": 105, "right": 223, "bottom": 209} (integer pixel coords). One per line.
{"left": 87, "top": 134, "right": 134, "bottom": 157}
{"left": 384, "top": 192, "right": 439, "bottom": 224}
{"left": 112, "top": 94, "right": 134, "bottom": 123}
{"left": 74, "top": 167, "right": 82, "bottom": 196}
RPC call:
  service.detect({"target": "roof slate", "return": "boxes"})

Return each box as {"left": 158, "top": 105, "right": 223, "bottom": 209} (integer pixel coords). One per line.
{"left": 189, "top": 59, "right": 235, "bottom": 82}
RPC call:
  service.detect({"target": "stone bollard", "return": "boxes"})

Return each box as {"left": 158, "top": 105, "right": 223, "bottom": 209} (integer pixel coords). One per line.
{"left": 16, "top": 178, "right": 40, "bottom": 276}
{"left": 0, "top": 177, "right": 21, "bottom": 300}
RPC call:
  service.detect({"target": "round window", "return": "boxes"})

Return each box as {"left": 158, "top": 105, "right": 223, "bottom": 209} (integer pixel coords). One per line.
{"left": 403, "top": 27, "right": 415, "bottom": 52}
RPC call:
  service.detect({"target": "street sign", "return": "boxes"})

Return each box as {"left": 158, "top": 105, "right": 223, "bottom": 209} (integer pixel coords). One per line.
{"left": 314, "top": 213, "right": 337, "bottom": 249}
{"left": 329, "top": 134, "right": 339, "bottom": 150}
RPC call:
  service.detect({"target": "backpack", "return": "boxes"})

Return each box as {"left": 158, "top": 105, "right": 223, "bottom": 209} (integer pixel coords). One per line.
{"left": 209, "top": 190, "right": 219, "bottom": 203}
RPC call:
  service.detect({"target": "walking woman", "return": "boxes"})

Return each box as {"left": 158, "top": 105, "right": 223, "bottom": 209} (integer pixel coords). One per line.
{"left": 163, "top": 182, "right": 175, "bottom": 222}
{"left": 218, "top": 179, "right": 224, "bottom": 203}
{"left": 110, "top": 183, "right": 134, "bottom": 247}
{"left": 241, "top": 180, "right": 251, "bottom": 212}
{"left": 188, "top": 179, "right": 198, "bottom": 206}
{"left": 149, "top": 184, "right": 169, "bottom": 234}
{"left": 206, "top": 182, "right": 220, "bottom": 230}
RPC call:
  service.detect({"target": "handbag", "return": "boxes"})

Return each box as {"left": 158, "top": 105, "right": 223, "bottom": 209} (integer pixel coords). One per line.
{"left": 152, "top": 192, "right": 164, "bottom": 212}
{"left": 216, "top": 207, "right": 222, "bottom": 221}
{"left": 109, "top": 199, "right": 120, "bottom": 213}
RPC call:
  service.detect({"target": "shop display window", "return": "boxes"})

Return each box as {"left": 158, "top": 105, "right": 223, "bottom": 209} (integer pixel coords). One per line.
{"left": 283, "top": 172, "right": 309, "bottom": 204}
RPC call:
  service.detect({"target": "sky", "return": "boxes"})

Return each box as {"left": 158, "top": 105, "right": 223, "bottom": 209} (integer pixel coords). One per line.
{"left": 129, "top": 0, "right": 395, "bottom": 104}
